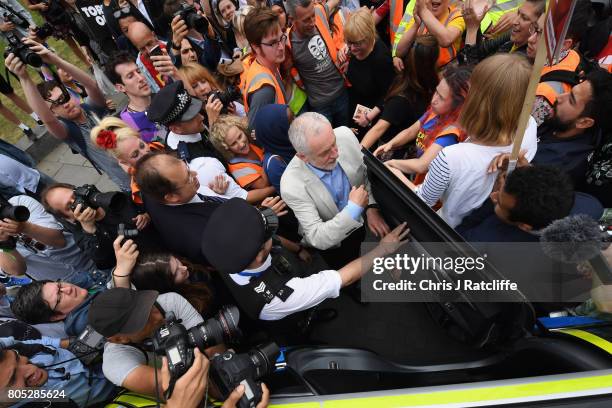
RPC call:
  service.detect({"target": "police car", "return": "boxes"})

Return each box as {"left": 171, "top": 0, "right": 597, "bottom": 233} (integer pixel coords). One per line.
{"left": 261, "top": 150, "right": 612, "bottom": 408}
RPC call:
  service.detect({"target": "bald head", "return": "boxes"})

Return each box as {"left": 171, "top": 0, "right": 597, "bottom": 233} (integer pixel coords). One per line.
{"left": 126, "top": 21, "right": 158, "bottom": 55}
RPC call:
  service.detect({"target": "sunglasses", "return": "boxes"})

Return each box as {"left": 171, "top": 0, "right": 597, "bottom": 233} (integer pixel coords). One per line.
{"left": 45, "top": 88, "right": 71, "bottom": 107}
{"left": 18, "top": 234, "right": 47, "bottom": 253}
{"left": 113, "top": 5, "right": 131, "bottom": 19}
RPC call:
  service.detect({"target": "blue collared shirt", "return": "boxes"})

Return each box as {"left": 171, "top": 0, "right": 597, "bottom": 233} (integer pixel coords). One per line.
{"left": 1, "top": 336, "right": 116, "bottom": 407}
{"left": 306, "top": 163, "right": 363, "bottom": 221}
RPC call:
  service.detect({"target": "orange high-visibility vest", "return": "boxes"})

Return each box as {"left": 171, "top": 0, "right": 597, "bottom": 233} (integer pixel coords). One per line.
{"left": 287, "top": 3, "right": 349, "bottom": 89}
{"left": 389, "top": 0, "right": 404, "bottom": 44}
{"left": 418, "top": 6, "right": 463, "bottom": 68}
{"left": 227, "top": 144, "right": 265, "bottom": 188}
{"left": 240, "top": 55, "right": 287, "bottom": 112}
{"left": 536, "top": 50, "right": 581, "bottom": 106}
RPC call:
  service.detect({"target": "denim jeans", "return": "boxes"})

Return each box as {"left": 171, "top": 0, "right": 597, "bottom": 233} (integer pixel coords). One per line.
{"left": 312, "top": 88, "right": 350, "bottom": 128}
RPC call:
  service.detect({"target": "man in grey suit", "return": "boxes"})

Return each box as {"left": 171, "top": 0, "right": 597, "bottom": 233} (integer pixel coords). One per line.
{"left": 280, "top": 112, "right": 390, "bottom": 268}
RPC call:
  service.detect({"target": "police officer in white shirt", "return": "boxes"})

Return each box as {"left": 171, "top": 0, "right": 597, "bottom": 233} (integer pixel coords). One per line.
{"left": 201, "top": 198, "right": 409, "bottom": 325}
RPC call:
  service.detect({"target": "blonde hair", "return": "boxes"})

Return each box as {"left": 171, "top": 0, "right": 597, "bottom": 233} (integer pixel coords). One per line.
{"left": 459, "top": 54, "right": 532, "bottom": 146}
{"left": 209, "top": 114, "right": 250, "bottom": 160}
{"left": 344, "top": 8, "right": 376, "bottom": 46}
{"left": 233, "top": 5, "right": 253, "bottom": 40}
{"left": 178, "top": 63, "right": 221, "bottom": 90}
{"left": 91, "top": 116, "right": 141, "bottom": 158}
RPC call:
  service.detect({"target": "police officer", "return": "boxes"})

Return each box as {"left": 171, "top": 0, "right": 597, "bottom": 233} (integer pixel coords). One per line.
{"left": 146, "top": 81, "right": 222, "bottom": 164}
{"left": 201, "top": 198, "right": 409, "bottom": 325}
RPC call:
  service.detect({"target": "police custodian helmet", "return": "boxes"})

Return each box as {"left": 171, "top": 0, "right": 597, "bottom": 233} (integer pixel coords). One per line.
{"left": 201, "top": 198, "right": 278, "bottom": 274}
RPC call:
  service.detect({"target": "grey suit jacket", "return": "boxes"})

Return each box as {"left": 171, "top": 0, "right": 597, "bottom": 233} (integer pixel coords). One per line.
{"left": 280, "top": 126, "right": 375, "bottom": 250}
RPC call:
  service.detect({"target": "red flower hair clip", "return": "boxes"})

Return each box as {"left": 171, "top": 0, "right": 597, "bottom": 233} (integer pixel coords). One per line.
{"left": 97, "top": 129, "right": 117, "bottom": 149}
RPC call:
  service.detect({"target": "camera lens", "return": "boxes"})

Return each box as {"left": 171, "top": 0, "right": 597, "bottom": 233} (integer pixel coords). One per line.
{"left": 0, "top": 204, "right": 30, "bottom": 222}
{"left": 22, "top": 50, "right": 43, "bottom": 68}
{"left": 188, "top": 305, "right": 241, "bottom": 350}
{"left": 90, "top": 191, "right": 127, "bottom": 212}
{"left": 248, "top": 342, "right": 280, "bottom": 380}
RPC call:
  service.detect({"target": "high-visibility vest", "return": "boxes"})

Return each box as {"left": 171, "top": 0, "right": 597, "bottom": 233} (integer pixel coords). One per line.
{"left": 418, "top": 6, "right": 463, "bottom": 68}
{"left": 227, "top": 144, "right": 265, "bottom": 187}
{"left": 413, "top": 111, "right": 463, "bottom": 186}
{"left": 480, "top": 0, "right": 520, "bottom": 34}
{"left": 392, "top": 2, "right": 462, "bottom": 67}
{"left": 332, "top": 6, "right": 350, "bottom": 45}
{"left": 240, "top": 55, "right": 287, "bottom": 112}
{"left": 287, "top": 3, "right": 349, "bottom": 89}
{"left": 536, "top": 50, "right": 582, "bottom": 106}
{"left": 389, "top": 0, "right": 405, "bottom": 44}
{"left": 392, "top": 0, "right": 416, "bottom": 57}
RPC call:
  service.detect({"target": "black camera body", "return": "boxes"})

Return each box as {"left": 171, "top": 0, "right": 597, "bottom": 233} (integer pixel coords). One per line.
{"left": 67, "top": 325, "right": 106, "bottom": 366}
{"left": 174, "top": 4, "right": 208, "bottom": 34}
{"left": 153, "top": 305, "right": 241, "bottom": 389}
{"left": 117, "top": 223, "right": 138, "bottom": 239}
{"left": 210, "top": 343, "right": 280, "bottom": 408}
{"left": 0, "top": 197, "right": 30, "bottom": 222}
{"left": 34, "top": 23, "right": 54, "bottom": 40}
{"left": 153, "top": 313, "right": 194, "bottom": 380}
{"left": 70, "top": 184, "right": 127, "bottom": 213}
{"left": 2, "top": 11, "right": 29, "bottom": 29}
{"left": 3, "top": 32, "right": 43, "bottom": 68}
{"left": 210, "top": 86, "right": 242, "bottom": 113}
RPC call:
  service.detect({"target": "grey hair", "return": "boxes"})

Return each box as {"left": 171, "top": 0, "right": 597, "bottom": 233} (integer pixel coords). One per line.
{"left": 288, "top": 111, "right": 331, "bottom": 154}
{"left": 285, "top": 0, "right": 312, "bottom": 18}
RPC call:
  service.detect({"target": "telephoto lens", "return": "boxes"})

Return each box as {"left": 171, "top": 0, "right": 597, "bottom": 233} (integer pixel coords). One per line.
{"left": 188, "top": 305, "right": 242, "bottom": 350}
{"left": 0, "top": 198, "right": 30, "bottom": 222}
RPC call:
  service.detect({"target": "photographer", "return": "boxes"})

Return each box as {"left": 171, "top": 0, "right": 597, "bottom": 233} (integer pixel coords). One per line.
{"left": 87, "top": 287, "right": 225, "bottom": 395}
{"left": 0, "top": 0, "right": 35, "bottom": 41}
{"left": 0, "top": 336, "right": 117, "bottom": 406}
{"left": 0, "top": 194, "right": 105, "bottom": 288}
{"left": 4, "top": 39, "right": 132, "bottom": 192}
{"left": 165, "top": 0, "right": 221, "bottom": 72}
{"left": 40, "top": 182, "right": 161, "bottom": 270}
{"left": 11, "top": 237, "right": 139, "bottom": 337}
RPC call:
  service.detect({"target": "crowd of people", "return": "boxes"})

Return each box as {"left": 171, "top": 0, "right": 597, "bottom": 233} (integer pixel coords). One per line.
{"left": 0, "top": 0, "right": 611, "bottom": 406}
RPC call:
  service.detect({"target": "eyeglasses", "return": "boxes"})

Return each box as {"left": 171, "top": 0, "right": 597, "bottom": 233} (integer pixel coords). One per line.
{"left": 112, "top": 5, "right": 131, "bottom": 19}
{"left": 529, "top": 23, "right": 543, "bottom": 37}
{"left": 45, "top": 89, "right": 70, "bottom": 108}
{"left": 347, "top": 38, "right": 367, "bottom": 48}
{"left": 17, "top": 234, "right": 46, "bottom": 253}
{"left": 260, "top": 33, "right": 287, "bottom": 48}
{"left": 52, "top": 281, "right": 63, "bottom": 312}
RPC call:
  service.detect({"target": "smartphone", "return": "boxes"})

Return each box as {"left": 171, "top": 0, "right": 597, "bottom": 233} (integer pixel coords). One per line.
{"left": 149, "top": 44, "right": 163, "bottom": 57}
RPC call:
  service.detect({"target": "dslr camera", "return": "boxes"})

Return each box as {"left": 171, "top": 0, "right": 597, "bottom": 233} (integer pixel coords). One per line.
{"left": 3, "top": 32, "right": 43, "bottom": 68}
{"left": 210, "top": 86, "right": 242, "bottom": 114}
{"left": 117, "top": 223, "right": 138, "bottom": 239}
{"left": 210, "top": 343, "right": 280, "bottom": 408}
{"left": 70, "top": 184, "right": 127, "bottom": 213}
{"left": 174, "top": 4, "right": 208, "bottom": 34}
{"left": 2, "top": 11, "right": 29, "bottom": 30}
{"left": 153, "top": 305, "right": 241, "bottom": 384}
{"left": 0, "top": 197, "right": 30, "bottom": 222}
{"left": 67, "top": 325, "right": 106, "bottom": 366}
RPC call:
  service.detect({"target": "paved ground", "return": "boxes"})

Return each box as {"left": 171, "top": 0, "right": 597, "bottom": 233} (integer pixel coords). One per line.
{"left": 15, "top": 131, "right": 119, "bottom": 192}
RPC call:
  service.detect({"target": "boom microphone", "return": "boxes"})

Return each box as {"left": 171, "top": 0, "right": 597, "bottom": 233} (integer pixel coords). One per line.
{"left": 539, "top": 214, "right": 608, "bottom": 264}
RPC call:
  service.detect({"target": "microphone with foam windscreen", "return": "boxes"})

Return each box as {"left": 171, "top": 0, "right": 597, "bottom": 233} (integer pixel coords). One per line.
{"left": 540, "top": 214, "right": 612, "bottom": 284}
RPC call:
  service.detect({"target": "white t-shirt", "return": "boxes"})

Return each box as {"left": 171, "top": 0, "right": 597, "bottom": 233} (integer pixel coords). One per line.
{"left": 8, "top": 196, "right": 97, "bottom": 283}
{"left": 416, "top": 117, "right": 539, "bottom": 228}
{"left": 190, "top": 157, "right": 248, "bottom": 200}
{"left": 229, "top": 255, "right": 342, "bottom": 321}
{"left": 102, "top": 292, "right": 203, "bottom": 387}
